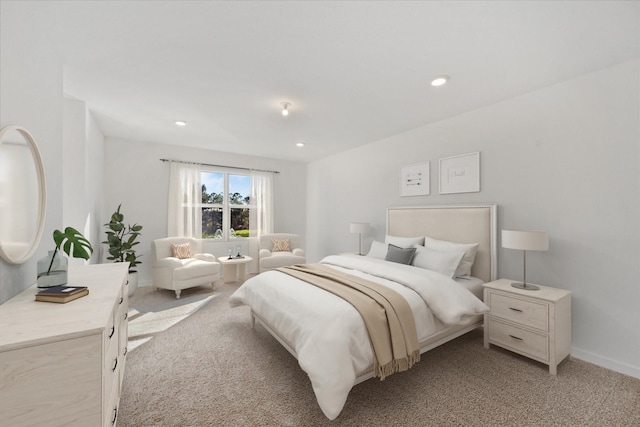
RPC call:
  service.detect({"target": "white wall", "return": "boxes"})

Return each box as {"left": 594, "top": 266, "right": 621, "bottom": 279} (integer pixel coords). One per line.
{"left": 63, "top": 97, "right": 105, "bottom": 265}
{"left": 0, "top": 3, "right": 106, "bottom": 303}
{"left": 85, "top": 107, "right": 106, "bottom": 264}
{"left": 307, "top": 59, "right": 640, "bottom": 378}
{"left": 0, "top": 3, "right": 63, "bottom": 302}
{"left": 103, "top": 138, "right": 307, "bottom": 285}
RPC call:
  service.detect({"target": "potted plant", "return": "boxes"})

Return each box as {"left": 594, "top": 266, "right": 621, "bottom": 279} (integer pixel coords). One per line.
{"left": 103, "top": 204, "right": 143, "bottom": 296}
{"left": 37, "top": 227, "right": 93, "bottom": 288}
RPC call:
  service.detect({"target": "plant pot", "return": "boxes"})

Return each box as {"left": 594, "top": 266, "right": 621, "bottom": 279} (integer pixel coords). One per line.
{"left": 127, "top": 271, "right": 139, "bottom": 297}
{"left": 37, "top": 250, "right": 68, "bottom": 288}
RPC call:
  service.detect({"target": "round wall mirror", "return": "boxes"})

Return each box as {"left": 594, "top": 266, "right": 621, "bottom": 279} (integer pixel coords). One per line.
{"left": 0, "top": 126, "right": 47, "bottom": 264}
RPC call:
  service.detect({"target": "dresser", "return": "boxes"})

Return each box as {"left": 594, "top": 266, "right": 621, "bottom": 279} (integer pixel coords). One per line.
{"left": 483, "top": 278, "right": 571, "bottom": 375}
{"left": 0, "top": 263, "right": 129, "bottom": 426}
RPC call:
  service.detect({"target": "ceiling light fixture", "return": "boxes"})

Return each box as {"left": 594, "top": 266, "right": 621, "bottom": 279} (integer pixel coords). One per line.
{"left": 174, "top": 120, "right": 187, "bottom": 126}
{"left": 281, "top": 102, "right": 291, "bottom": 116}
{"left": 296, "top": 142, "right": 305, "bottom": 147}
{"left": 431, "top": 75, "right": 449, "bottom": 87}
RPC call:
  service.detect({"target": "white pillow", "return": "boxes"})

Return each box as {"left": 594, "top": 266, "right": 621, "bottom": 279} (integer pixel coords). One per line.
{"left": 366, "top": 240, "right": 388, "bottom": 259}
{"left": 385, "top": 235, "right": 425, "bottom": 248}
{"left": 424, "top": 237, "right": 479, "bottom": 278}
{"left": 412, "top": 245, "right": 465, "bottom": 279}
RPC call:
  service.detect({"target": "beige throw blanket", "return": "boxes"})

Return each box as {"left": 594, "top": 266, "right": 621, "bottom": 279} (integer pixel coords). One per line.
{"left": 276, "top": 264, "right": 420, "bottom": 380}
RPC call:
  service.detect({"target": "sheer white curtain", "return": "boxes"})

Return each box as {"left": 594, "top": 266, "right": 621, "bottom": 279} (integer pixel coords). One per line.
{"left": 167, "top": 162, "right": 202, "bottom": 237}
{"left": 251, "top": 171, "right": 274, "bottom": 236}
{"left": 248, "top": 171, "right": 274, "bottom": 267}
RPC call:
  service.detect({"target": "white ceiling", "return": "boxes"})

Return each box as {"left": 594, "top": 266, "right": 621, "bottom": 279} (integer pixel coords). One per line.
{"left": 8, "top": 1, "right": 640, "bottom": 162}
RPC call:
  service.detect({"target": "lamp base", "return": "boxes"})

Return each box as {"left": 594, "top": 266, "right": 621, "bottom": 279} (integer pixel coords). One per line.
{"left": 511, "top": 282, "right": 540, "bottom": 291}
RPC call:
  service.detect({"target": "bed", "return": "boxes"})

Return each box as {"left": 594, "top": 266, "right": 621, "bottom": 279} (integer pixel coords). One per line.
{"left": 229, "top": 204, "right": 497, "bottom": 419}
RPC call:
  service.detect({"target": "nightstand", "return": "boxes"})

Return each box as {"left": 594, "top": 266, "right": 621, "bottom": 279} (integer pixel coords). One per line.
{"left": 483, "top": 279, "right": 571, "bottom": 375}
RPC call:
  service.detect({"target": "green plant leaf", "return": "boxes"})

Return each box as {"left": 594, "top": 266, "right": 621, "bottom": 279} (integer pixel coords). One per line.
{"left": 53, "top": 227, "right": 93, "bottom": 260}
{"left": 109, "top": 222, "right": 124, "bottom": 232}
{"left": 107, "top": 234, "right": 121, "bottom": 246}
{"left": 104, "top": 204, "right": 142, "bottom": 269}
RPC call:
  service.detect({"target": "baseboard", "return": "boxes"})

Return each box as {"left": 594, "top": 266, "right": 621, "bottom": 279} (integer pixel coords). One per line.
{"left": 571, "top": 346, "right": 640, "bottom": 379}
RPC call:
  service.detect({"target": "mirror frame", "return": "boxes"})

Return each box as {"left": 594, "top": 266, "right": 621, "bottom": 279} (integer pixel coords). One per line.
{"left": 0, "top": 125, "right": 47, "bottom": 264}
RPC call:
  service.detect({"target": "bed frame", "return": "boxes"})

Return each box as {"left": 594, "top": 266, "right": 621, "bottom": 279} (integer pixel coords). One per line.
{"left": 251, "top": 204, "right": 497, "bottom": 384}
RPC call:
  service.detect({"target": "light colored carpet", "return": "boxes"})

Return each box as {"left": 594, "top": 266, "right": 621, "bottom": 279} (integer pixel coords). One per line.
{"left": 127, "top": 287, "right": 219, "bottom": 353}
{"left": 120, "top": 281, "right": 640, "bottom": 426}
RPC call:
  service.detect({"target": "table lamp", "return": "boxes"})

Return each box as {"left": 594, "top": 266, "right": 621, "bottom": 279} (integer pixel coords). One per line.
{"left": 501, "top": 229, "right": 549, "bottom": 291}
{"left": 350, "top": 222, "right": 370, "bottom": 255}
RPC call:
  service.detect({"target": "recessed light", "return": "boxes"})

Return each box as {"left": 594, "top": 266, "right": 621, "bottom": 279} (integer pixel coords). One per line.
{"left": 174, "top": 120, "right": 187, "bottom": 126}
{"left": 296, "top": 142, "right": 305, "bottom": 147}
{"left": 431, "top": 76, "right": 449, "bottom": 87}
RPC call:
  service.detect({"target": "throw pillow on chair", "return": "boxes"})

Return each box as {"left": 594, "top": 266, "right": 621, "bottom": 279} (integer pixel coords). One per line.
{"left": 272, "top": 239, "right": 291, "bottom": 252}
{"left": 172, "top": 243, "right": 192, "bottom": 259}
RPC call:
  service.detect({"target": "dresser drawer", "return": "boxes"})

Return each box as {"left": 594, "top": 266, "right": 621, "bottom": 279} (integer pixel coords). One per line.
{"left": 104, "top": 306, "right": 117, "bottom": 354}
{"left": 103, "top": 325, "right": 120, "bottom": 415}
{"left": 118, "top": 283, "right": 129, "bottom": 390}
{"left": 488, "top": 318, "right": 549, "bottom": 362}
{"left": 489, "top": 292, "right": 548, "bottom": 331}
{"left": 104, "top": 380, "right": 120, "bottom": 427}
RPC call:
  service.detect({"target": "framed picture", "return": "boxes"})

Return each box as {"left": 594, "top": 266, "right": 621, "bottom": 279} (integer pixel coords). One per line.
{"left": 439, "top": 152, "right": 480, "bottom": 194}
{"left": 400, "top": 162, "right": 430, "bottom": 197}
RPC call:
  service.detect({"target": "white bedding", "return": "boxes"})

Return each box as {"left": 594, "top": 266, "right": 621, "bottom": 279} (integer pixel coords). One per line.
{"left": 455, "top": 275, "right": 485, "bottom": 299}
{"left": 229, "top": 254, "right": 489, "bottom": 420}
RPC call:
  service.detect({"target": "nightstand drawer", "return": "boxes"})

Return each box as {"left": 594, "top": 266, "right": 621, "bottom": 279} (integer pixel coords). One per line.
{"left": 488, "top": 318, "right": 549, "bottom": 362}
{"left": 489, "top": 292, "right": 548, "bottom": 331}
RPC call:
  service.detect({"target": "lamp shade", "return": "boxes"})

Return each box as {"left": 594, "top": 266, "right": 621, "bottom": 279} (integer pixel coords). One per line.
{"left": 350, "top": 222, "right": 370, "bottom": 234}
{"left": 502, "top": 230, "right": 549, "bottom": 251}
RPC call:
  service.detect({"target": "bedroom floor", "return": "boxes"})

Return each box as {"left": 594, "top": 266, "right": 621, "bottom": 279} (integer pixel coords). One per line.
{"left": 119, "top": 282, "right": 640, "bottom": 426}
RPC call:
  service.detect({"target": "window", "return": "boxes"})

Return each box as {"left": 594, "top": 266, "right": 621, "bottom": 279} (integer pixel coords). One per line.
{"left": 168, "top": 161, "right": 273, "bottom": 240}
{"left": 201, "top": 171, "right": 254, "bottom": 240}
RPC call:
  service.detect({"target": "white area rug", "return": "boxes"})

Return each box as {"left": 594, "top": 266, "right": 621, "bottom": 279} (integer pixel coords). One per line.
{"left": 127, "top": 285, "right": 219, "bottom": 352}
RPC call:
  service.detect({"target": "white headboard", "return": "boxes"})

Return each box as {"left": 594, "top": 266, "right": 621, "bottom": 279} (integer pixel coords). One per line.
{"left": 387, "top": 204, "right": 497, "bottom": 282}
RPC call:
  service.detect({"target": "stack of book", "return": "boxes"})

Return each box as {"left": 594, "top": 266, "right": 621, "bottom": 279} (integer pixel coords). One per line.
{"left": 35, "top": 285, "right": 89, "bottom": 304}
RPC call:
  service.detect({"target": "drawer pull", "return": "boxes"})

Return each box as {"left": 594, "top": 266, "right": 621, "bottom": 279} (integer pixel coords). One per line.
{"left": 124, "top": 346, "right": 128, "bottom": 356}
{"left": 119, "top": 297, "right": 124, "bottom": 305}
{"left": 108, "top": 326, "right": 115, "bottom": 339}
{"left": 126, "top": 279, "right": 129, "bottom": 286}
{"left": 509, "top": 334, "right": 523, "bottom": 341}
{"left": 111, "top": 407, "right": 118, "bottom": 425}
{"left": 112, "top": 357, "right": 118, "bottom": 372}
{"left": 124, "top": 312, "right": 128, "bottom": 320}
{"left": 509, "top": 307, "right": 523, "bottom": 313}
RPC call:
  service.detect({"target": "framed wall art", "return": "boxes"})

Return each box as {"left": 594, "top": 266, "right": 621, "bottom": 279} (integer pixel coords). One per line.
{"left": 400, "top": 162, "right": 430, "bottom": 197}
{"left": 439, "top": 152, "right": 480, "bottom": 194}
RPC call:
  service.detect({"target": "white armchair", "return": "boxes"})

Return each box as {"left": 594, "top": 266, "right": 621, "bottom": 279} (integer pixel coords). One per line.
{"left": 259, "top": 233, "right": 306, "bottom": 273}
{"left": 151, "top": 237, "right": 220, "bottom": 298}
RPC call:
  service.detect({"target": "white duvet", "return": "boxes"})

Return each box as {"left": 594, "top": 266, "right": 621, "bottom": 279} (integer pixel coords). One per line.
{"left": 229, "top": 254, "right": 489, "bottom": 420}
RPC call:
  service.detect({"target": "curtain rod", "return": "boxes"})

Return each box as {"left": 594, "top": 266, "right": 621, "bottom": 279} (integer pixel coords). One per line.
{"left": 160, "top": 158, "right": 279, "bottom": 174}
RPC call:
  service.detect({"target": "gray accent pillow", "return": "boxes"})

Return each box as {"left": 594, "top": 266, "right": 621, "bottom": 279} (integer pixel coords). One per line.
{"left": 385, "top": 244, "right": 416, "bottom": 265}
